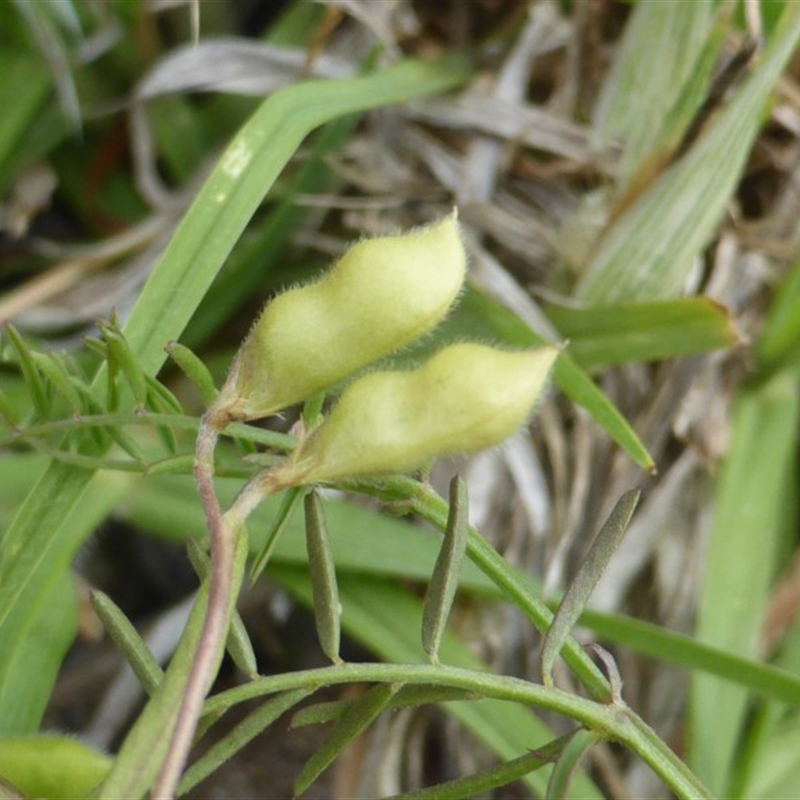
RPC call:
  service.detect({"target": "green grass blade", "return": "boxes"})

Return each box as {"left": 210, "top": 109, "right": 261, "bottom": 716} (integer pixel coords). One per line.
{"left": 757, "top": 250, "right": 800, "bottom": 371}
{"left": 0, "top": 572, "right": 76, "bottom": 736}
{"left": 0, "top": 470, "right": 131, "bottom": 735}
{"left": 577, "top": 4, "right": 800, "bottom": 305}
{"left": 592, "top": 0, "right": 716, "bottom": 184}
{"left": 0, "top": 47, "right": 51, "bottom": 194}
{"left": 690, "top": 367, "right": 800, "bottom": 795}
{"left": 546, "top": 298, "right": 740, "bottom": 371}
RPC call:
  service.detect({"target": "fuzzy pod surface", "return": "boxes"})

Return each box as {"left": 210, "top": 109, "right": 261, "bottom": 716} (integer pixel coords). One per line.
{"left": 217, "top": 214, "right": 466, "bottom": 421}
{"left": 278, "top": 343, "right": 559, "bottom": 485}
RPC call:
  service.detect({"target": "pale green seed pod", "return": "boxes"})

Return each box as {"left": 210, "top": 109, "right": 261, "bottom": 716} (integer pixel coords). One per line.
{"left": 215, "top": 213, "right": 466, "bottom": 422}
{"left": 275, "top": 343, "right": 559, "bottom": 486}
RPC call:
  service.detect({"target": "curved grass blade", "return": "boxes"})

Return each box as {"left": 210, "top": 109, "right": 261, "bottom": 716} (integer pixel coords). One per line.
{"left": 690, "top": 367, "right": 800, "bottom": 795}
{"left": 546, "top": 297, "right": 740, "bottom": 371}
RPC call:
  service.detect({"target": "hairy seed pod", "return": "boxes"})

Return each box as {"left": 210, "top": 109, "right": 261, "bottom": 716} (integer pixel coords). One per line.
{"left": 215, "top": 213, "right": 466, "bottom": 422}
{"left": 276, "top": 343, "right": 559, "bottom": 486}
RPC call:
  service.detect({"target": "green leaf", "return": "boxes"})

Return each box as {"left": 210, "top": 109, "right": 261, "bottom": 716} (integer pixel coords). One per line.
{"left": 391, "top": 736, "right": 570, "bottom": 800}
{"left": 0, "top": 735, "right": 111, "bottom": 800}
{"left": 178, "top": 689, "right": 309, "bottom": 795}
{"left": 97, "top": 532, "right": 248, "bottom": 799}
{"left": 0, "top": 48, "right": 51, "bottom": 194}
{"left": 546, "top": 729, "right": 599, "bottom": 800}
{"left": 546, "top": 298, "right": 740, "bottom": 370}
{"left": 0, "top": 572, "right": 76, "bottom": 736}
{"left": 125, "top": 472, "right": 800, "bottom": 708}
{"left": 422, "top": 476, "right": 469, "bottom": 662}
{"left": 304, "top": 491, "right": 342, "bottom": 664}
{"left": 577, "top": 4, "right": 800, "bottom": 305}
{"left": 90, "top": 590, "right": 164, "bottom": 697}
{"left": 249, "top": 486, "right": 304, "bottom": 582}
{"left": 541, "top": 491, "right": 639, "bottom": 687}
{"left": 757, "top": 250, "right": 800, "bottom": 372}
{"left": 592, "top": 0, "right": 717, "bottom": 184}
{"left": 294, "top": 683, "right": 400, "bottom": 797}
{"left": 690, "top": 367, "right": 800, "bottom": 795}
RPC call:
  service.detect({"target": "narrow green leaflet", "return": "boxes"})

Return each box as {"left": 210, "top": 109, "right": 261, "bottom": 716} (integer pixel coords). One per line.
{"left": 304, "top": 491, "right": 342, "bottom": 664}
{"left": 178, "top": 689, "right": 309, "bottom": 795}
{"left": 540, "top": 490, "right": 639, "bottom": 687}
{"left": 577, "top": 4, "right": 800, "bottom": 305}
{"left": 422, "top": 476, "right": 470, "bottom": 662}
{"left": 546, "top": 729, "right": 599, "bottom": 800}
{"left": 90, "top": 590, "right": 163, "bottom": 697}
{"left": 389, "top": 737, "right": 571, "bottom": 800}
{"left": 0, "top": 56, "right": 471, "bottom": 734}
{"left": 294, "top": 683, "right": 400, "bottom": 797}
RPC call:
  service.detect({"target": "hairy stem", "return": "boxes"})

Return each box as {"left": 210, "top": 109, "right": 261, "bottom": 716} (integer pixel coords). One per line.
{"left": 152, "top": 415, "right": 228, "bottom": 799}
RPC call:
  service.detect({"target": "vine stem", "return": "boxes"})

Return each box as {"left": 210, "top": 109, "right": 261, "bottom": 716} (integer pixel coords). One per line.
{"left": 151, "top": 414, "right": 228, "bottom": 799}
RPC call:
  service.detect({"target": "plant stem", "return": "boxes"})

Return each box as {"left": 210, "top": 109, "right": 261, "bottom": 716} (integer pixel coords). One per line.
{"left": 151, "top": 419, "right": 283, "bottom": 799}
{"left": 152, "top": 416, "right": 228, "bottom": 799}
{"left": 202, "top": 662, "right": 713, "bottom": 800}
